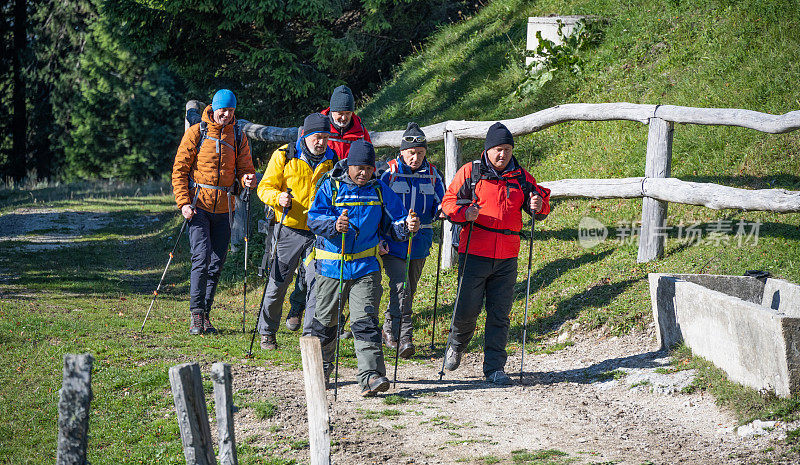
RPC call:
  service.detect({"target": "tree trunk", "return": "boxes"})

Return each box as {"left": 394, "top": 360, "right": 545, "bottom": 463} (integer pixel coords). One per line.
{"left": 11, "top": 0, "right": 27, "bottom": 180}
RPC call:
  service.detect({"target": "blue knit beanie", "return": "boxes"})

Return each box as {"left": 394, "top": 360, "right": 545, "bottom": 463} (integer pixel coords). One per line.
{"left": 347, "top": 139, "right": 376, "bottom": 167}
{"left": 329, "top": 85, "right": 355, "bottom": 112}
{"left": 212, "top": 89, "right": 237, "bottom": 111}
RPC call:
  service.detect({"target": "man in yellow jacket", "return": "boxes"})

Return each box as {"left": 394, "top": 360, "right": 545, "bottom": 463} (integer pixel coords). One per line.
{"left": 172, "top": 89, "right": 257, "bottom": 335}
{"left": 256, "top": 113, "right": 337, "bottom": 350}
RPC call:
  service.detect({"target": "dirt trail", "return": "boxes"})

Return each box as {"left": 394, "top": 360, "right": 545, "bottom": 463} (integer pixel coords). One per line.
{"left": 231, "top": 331, "right": 799, "bottom": 465}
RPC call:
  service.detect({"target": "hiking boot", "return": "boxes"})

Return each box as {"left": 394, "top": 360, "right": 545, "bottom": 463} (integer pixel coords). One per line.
{"left": 260, "top": 333, "right": 277, "bottom": 350}
{"left": 361, "top": 375, "right": 390, "bottom": 397}
{"left": 398, "top": 339, "right": 415, "bottom": 359}
{"left": 382, "top": 329, "right": 398, "bottom": 350}
{"left": 189, "top": 313, "right": 204, "bottom": 335}
{"left": 444, "top": 346, "right": 462, "bottom": 371}
{"left": 486, "top": 370, "right": 513, "bottom": 386}
{"left": 285, "top": 316, "right": 301, "bottom": 332}
{"left": 203, "top": 313, "right": 217, "bottom": 334}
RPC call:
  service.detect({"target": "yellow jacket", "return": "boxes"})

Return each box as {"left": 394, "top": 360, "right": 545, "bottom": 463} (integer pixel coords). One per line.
{"left": 257, "top": 141, "right": 337, "bottom": 230}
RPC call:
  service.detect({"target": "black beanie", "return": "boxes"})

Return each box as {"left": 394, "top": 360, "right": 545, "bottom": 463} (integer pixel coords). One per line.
{"left": 484, "top": 122, "right": 514, "bottom": 151}
{"left": 400, "top": 122, "right": 427, "bottom": 151}
{"left": 347, "top": 139, "right": 376, "bottom": 167}
{"left": 329, "top": 85, "right": 355, "bottom": 112}
{"left": 302, "top": 113, "right": 330, "bottom": 137}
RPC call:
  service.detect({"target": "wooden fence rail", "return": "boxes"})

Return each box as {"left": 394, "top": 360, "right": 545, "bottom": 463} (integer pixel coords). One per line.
{"left": 186, "top": 100, "right": 800, "bottom": 265}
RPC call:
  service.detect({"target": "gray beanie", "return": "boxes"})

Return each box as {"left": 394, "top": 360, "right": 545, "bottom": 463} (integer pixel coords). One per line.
{"left": 400, "top": 122, "right": 427, "bottom": 151}
{"left": 329, "top": 85, "right": 355, "bottom": 112}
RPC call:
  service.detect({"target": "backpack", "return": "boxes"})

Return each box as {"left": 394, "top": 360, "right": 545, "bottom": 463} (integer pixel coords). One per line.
{"left": 185, "top": 107, "right": 246, "bottom": 195}
{"left": 452, "top": 159, "right": 538, "bottom": 236}
{"left": 315, "top": 171, "right": 385, "bottom": 209}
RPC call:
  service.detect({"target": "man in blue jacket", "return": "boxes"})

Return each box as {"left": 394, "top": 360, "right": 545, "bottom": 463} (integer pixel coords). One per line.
{"left": 378, "top": 122, "right": 445, "bottom": 358}
{"left": 308, "top": 139, "right": 420, "bottom": 397}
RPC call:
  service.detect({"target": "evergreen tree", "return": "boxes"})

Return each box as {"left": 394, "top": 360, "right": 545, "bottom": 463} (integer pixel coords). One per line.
{"left": 105, "top": 0, "right": 471, "bottom": 126}
{"left": 64, "top": 0, "right": 183, "bottom": 180}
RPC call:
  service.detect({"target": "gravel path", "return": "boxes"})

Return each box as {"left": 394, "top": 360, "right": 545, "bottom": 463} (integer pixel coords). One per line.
{"left": 231, "top": 331, "right": 800, "bottom": 464}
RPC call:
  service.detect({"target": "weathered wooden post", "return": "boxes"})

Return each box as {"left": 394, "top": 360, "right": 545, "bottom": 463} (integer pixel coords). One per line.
{"left": 299, "top": 336, "right": 331, "bottom": 465}
{"left": 186, "top": 100, "right": 204, "bottom": 131}
{"left": 211, "top": 363, "right": 237, "bottom": 465}
{"left": 638, "top": 117, "right": 673, "bottom": 263}
{"left": 56, "top": 353, "right": 94, "bottom": 465}
{"left": 442, "top": 130, "right": 463, "bottom": 270}
{"left": 170, "top": 363, "right": 217, "bottom": 465}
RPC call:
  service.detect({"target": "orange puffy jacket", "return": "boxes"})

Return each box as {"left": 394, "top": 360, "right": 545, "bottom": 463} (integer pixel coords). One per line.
{"left": 320, "top": 107, "right": 371, "bottom": 160}
{"left": 172, "top": 105, "right": 255, "bottom": 214}
{"left": 442, "top": 154, "right": 550, "bottom": 260}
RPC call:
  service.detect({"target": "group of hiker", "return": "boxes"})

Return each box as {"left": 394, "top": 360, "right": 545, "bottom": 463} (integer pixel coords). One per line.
{"left": 171, "top": 86, "right": 551, "bottom": 396}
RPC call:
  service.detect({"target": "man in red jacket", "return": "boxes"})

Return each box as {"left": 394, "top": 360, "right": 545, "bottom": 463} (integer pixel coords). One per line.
{"left": 320, "top": 85, "right": 371, "bottom": 160}
{"left": 440, "top": 122, "right": 550, "bottom": 385}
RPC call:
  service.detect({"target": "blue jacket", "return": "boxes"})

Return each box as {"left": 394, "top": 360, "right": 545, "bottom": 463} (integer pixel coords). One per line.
{"left": 378, "top": 156, "right": 445, "bottom": 259}
{"left": 308, "top": 160, "right": 411, "bottom": 280}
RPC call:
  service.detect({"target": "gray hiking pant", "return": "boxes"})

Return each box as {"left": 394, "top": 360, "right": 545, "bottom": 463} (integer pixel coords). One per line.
{"left": 448, "top": 253, "right": 518, "bottom": 377}
{"left": 382, "top": 254, "right": 426, "bottom": 343}
{"left": 310, "top": 271, "right": 385, "bottom": 390}
{"left": 257, "top": 225, "right": 315, "bottom": 335}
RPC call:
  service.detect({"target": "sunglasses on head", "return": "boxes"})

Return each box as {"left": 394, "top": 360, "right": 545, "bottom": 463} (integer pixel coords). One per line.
{"left": 402, "top": 135, "right": 426, "bottom": 143}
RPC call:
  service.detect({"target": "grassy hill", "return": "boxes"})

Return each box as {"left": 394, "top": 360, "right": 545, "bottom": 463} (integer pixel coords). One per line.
{"left": 359, "top": 0, "right": 800, "bottom": 335}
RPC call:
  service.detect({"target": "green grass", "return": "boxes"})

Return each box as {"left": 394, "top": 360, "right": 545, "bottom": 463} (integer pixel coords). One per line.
{"left": 358, "top": 408, "right": 403, "bottom": 420}
{"left": 383, "top": 394, "right": 409, "bottom": 405}
{"left": 510, "top": 449, "right": 571, "bottom": 465}
{"left": 592, "top": 369, "right": 627, "bottom": 382}
{"left": 251, "top": 399, "right": 278, "bottom": 420}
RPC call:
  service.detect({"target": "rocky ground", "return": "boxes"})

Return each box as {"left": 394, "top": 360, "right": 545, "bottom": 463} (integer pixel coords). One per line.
{"left": 229, "top": 331, "right": 800, "bottom": 465}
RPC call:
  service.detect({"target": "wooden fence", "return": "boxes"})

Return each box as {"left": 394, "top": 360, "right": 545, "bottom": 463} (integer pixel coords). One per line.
{"left": 186, "top": 101, "right": 800, "bottom": 267}
{"left": 57, "top": 349, "right": 332, "bottom": 465}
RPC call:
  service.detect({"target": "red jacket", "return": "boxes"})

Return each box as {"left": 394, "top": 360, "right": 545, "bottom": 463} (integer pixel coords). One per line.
{"left": 320, "top": 107, "right": 371, "bottom": 160}
{"left": 441, "top": 154, "right": 550, "bottom": 259}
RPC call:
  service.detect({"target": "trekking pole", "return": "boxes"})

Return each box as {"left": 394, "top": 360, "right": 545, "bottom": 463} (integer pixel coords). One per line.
{"left": 241, "top": 187, "right": 252, "bottom": 333}
{"left": 438, "top": 220, "right": 475, "bottom": 381}
{"left": 247, "top": 188, "right": 292, "bottom": 357}
{"left": 520, "top": 215, "right": 536, "bottom": 383}
{"left": 429, "top": 217, "right": 444, "bottom": 351}
{"left": 333, "top": 209, "right": 349, "bottom": 401}
{"left": 393, "top": 210, "right": 416, "bottom": 388}
{"left": 141, "top": 214, "right": 191, "bottom": 332}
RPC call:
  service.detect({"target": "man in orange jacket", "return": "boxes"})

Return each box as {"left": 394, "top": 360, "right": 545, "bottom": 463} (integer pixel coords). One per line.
{"left": 440, "top": 122, "right": 551, "bottom": 385}
{"left": 172, "top": 89, "right": 257, "bottom": 335}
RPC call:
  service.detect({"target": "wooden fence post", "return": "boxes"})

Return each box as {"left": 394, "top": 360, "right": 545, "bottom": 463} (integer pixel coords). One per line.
{"left": 638, "top": 117, "right": 674, "bottom": 263}
{"left": 442, "top": 130, "right": 462, "bottom": 270}
{"left": 299, "top": 337, "right": 331, "bottom": 465}
{"left": 211, "top": 363, "right": 237, "bottom": 465}
{"left": 186, "top": 100, "right": 204, "bottom": 131}
{"left": 170, "top": 363, "right": 217, "bottom": 465}
{"left": 56, "top": 353, "right": 94, "bottom": 465}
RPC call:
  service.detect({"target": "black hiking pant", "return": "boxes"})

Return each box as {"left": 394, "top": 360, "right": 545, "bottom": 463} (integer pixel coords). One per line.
{"left": 188, "top": 208, "right": 231, "bottom": 315}
{"left": 448, "top": 254, "right": 518, "bottom": 377}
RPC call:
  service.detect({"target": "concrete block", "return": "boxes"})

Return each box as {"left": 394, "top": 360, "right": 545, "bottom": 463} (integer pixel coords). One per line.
{"left": 649, "top": 273, "right": 800, "bottom": 397}
{"left": 526, "top": 16, "right": 587, "bottom": 68}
